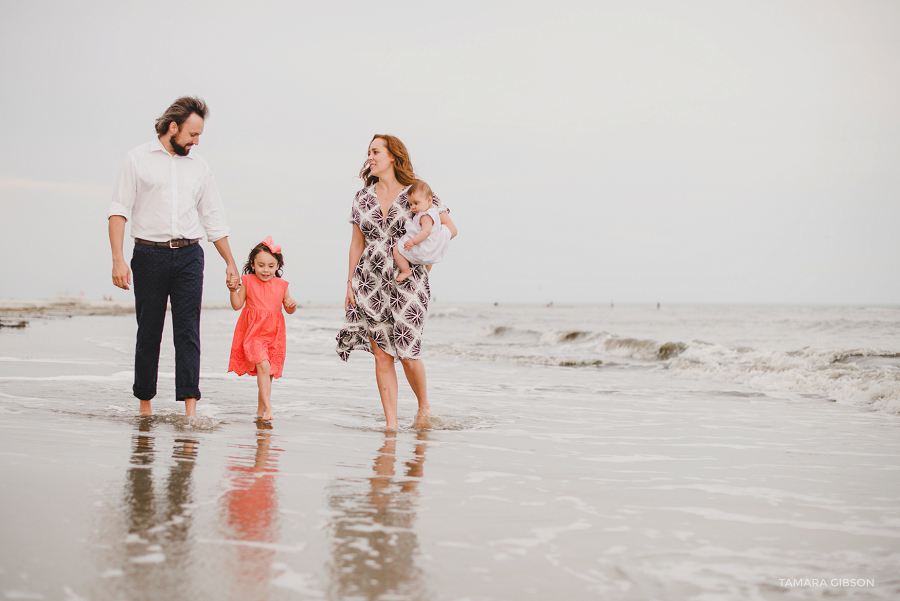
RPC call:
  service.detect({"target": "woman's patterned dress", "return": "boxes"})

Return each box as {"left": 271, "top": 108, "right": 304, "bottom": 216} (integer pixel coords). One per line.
{"left": 336, "top": 185, "right": 448, "bottom": 361}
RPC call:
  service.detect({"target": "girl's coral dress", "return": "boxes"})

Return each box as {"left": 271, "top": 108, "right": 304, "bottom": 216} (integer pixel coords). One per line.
{"left": 228, "top": 274, "right": 288, "bottom": 378}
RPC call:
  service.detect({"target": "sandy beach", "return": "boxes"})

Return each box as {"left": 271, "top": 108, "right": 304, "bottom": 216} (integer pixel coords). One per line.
{"left": 1, "top": 303, "right": 898, "bottom": 600}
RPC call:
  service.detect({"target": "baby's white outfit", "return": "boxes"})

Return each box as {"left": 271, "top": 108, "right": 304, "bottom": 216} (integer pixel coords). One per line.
{"left": 397, "top": 207, "right": 451, "bottom": 265}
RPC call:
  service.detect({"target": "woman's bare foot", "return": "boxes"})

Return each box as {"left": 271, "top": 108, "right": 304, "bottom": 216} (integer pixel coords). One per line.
{"left": 395, "top": 269, "right": 412, "bottom": 282}
{"left": 413, "top": 411, "right": 431, "bottom": 429}
{"left": 262, "top": 408, "right": 274, "bottom": 420}
{"left": 139, "top": 400, "right": 152, "bottom": 416}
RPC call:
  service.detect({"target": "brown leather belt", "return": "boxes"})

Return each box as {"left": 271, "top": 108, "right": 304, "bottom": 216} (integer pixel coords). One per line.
{"left": 135, "top": 238, "right": 200, "bottom": 248}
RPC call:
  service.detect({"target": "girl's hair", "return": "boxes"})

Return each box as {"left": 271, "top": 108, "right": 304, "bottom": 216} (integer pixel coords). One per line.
{"left": 408, "top": 179, "right": 433, "bottom": 201}
{"left": 243, "top": 243, "right": 285, "bottom": 278}
{"left": 359, "top": 134, "right": 417, "bottom": 187}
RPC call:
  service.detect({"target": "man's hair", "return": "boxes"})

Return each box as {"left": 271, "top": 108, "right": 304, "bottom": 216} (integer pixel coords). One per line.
{"left": 155, "top": 96, "right": 208, "bottom": 135}
{"left": 408, "top": 179, "right": 433, "bottom": 200}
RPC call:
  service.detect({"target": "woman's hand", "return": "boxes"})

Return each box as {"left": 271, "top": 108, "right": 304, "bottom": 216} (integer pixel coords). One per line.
{"left": 440, "top": 212, "right": 458, "bottom": 239}
{"left": 346, "top": 225, "right": 364, "bottom": 309}
{"left": 345, "top": 280, "right": 356, "bottom": 308}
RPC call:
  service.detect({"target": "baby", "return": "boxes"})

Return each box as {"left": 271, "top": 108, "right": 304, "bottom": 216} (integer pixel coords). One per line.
{"left": 394, "top": 180, "right": 452, "bottom": 282}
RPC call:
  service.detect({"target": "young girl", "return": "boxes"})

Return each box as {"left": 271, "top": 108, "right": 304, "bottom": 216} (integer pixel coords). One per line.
{"left": 393, "top": 180, "right": 453, "bottom": 282}
{"left": 228, "top": 237, "right": 296, "bottom": 420}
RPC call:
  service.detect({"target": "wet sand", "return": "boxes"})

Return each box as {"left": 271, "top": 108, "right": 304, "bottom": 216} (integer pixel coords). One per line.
{"left": 1, "top": 308, "right": 899, "bottom": 599}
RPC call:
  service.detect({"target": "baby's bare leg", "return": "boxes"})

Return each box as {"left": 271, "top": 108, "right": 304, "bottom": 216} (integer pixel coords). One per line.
{"left": 393, "top": 245, "right": 413, "bottom": 282}
{"left": 256, "top": 361, "right": 273, "bottom": 420}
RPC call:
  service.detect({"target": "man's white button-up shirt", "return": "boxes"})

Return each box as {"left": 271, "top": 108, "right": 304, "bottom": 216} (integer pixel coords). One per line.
{"left": 107, "top": 137, "right": 230, "bottom": 242}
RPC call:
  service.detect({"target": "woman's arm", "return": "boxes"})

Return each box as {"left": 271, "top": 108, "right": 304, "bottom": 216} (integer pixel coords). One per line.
{"left": 230, "top": 279, "right": 246, "bottom": 310}
{"left": 283, "top": 285, "right": 297, "bottom": 315}
{"left": 440, "top": 212, "right": 457, "bottom": 239}
{"left": 345, "top": 225, "right": 365, "bottom": 308}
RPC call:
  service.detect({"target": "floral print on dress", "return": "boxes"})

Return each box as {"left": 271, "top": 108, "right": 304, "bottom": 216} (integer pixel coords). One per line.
{"left": 336, "top": 185, "right": 448, "bottom": 361}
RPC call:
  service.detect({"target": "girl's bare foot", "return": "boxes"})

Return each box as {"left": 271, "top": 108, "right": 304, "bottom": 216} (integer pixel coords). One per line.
{"left": 395, "top": 270, "right": 412, "bottom": 282}
{"left": 139, "top": 400, "right": 152, "bottom": 416}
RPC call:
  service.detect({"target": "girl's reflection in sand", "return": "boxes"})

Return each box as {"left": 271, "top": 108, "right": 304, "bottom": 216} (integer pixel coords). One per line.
{"left": 326, "top": 431, "right": 429, "bottom": 600}
{"left": 221, "top": 419, "right": 282, "bottom": 597}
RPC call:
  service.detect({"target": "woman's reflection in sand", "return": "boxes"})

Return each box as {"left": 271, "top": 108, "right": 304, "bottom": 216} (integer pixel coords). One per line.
{"left": 113, "top": 417, "right": 200, "bottom": 597}
{"left": 326, "top": 431, "right": 429, "bottom": 600}
{"left": 221, "top": 419, "right": 282, "bottom": 598}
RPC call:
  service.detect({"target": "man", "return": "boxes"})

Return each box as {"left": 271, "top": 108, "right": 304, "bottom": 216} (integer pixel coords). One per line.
{"left": 108, "top": 96, "right": 239, "bottom": 417}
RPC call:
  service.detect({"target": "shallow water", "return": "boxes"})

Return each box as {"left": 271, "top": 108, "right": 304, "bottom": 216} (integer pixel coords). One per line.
{"left": 1, "top": 306, "right": 899, "bottom": 600}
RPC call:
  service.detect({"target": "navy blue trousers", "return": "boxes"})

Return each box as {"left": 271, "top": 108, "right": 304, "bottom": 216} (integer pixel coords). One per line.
{"left": 131, "top": 244, "right": 204, "bottom": 401}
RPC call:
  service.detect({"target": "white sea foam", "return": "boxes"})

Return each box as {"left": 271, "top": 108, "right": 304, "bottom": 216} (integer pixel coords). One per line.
{"left": 668, "top": 344, "right": 900, "bottom": 414}
{"left": 421, "top": 305, "right": 900, "bottom": 416}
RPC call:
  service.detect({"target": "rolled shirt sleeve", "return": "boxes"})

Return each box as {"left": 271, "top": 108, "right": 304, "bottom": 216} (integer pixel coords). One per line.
{"left": 195, "top": 169, "right": 230, "bottom": 242}
{"left": 108, "top": 154, "right": 137, "bottom": 220}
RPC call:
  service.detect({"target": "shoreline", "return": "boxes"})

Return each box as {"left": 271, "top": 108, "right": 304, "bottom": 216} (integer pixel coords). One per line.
{"left": 0, "top": 298, "right": 234, "bottom": 321}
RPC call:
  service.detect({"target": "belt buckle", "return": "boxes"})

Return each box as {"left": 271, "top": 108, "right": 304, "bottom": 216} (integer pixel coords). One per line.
{"left": 169, "top": 239, "right": 179, "bottom": 249}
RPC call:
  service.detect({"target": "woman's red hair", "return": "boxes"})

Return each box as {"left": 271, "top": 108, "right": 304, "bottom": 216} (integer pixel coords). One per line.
{"left": 359, "top": 134, "right": 417, "bottom": 187}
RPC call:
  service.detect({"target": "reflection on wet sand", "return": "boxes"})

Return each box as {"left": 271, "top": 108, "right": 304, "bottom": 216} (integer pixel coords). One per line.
{"left": 220, "top": 420, "right": 282, "bottom": 598}
{"left": 102, "top": 417, "right": 200, "bottom": 598}
{"left": 327, "top": 432, "right": 429, "bottom": 600}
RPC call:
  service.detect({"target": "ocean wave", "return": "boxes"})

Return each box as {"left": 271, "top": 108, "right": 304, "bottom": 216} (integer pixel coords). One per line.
{"left": 460, "top": 321, "right": 900, "bottom": 415}
{"left": 604, "top": 338, "right": 687, "bottom": 360}
{"left": 669, "top": 345, "right": 900, "bottom": 414}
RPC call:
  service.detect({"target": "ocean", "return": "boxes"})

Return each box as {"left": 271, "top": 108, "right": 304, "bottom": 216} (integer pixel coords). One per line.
{"left": 1, "top": 303, "right": 898, "bottom": 600}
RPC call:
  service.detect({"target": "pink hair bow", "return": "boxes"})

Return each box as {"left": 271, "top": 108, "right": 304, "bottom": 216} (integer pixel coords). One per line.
{"left": 262, "top": 236, "right": 281, "bottom": 254}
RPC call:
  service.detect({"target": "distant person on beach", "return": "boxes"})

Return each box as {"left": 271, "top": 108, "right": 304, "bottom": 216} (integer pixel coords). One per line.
{"left": 228, "top": 238, "right": 296, "bottom": 420}
{"left": 336, "top": 135, "right": 457, "bottom": 429}
{"left": 108, "top": 96, "right": 240, "bottom": 417}
{"left": 392, "top": 179, "right": 453, "bottom": 283}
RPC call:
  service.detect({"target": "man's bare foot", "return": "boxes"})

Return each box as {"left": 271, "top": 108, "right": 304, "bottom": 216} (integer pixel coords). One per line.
{"left": 184, "top": 398, "right": 197, "bottom": 417}
{"left": 395, "top": 270, "right": 412, "bottom": 282}
{"left": 139, "top": 400, "right": 152, "bottom": 416}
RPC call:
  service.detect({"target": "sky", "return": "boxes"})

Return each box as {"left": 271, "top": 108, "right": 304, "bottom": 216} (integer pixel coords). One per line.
{"left": 1, "top": 0, "right": 898, "bottom": 305}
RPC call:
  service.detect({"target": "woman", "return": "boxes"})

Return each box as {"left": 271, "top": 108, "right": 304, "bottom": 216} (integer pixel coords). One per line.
{"left": 336, "top": 135, "right": 457, "bottom": 429}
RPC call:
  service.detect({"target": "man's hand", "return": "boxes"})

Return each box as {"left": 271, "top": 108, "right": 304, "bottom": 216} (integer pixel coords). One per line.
{"left": 226, "top": 263, "right": 240, "bottom": 291}
{"left": 112, "top": 259, "right": 131, "bottom": 290}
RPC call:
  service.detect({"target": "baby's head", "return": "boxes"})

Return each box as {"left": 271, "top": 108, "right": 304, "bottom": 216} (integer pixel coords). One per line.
{"left": 407, "top": 180, "right": 434, "bottom": 214}
{"left": 243, "top": 237, "right": 284, "bottom": 281}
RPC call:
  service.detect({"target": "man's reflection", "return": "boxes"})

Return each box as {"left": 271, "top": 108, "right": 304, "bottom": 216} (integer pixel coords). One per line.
{"left": 326, "top": 431, "right": 429, "bottom": 600}
{"left": 221, "top": 420, "right": 281, "bottom": 596}
{"left": 115, "top": 417, "right": 200, "bottom": 596}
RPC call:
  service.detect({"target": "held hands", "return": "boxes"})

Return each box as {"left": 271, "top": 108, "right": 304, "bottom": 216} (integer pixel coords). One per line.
{"left": 226, "top": 264, "right": 240, "bottom": 291}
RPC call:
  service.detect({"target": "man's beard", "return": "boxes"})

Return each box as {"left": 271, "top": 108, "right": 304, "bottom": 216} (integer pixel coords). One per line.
{"left": 169, "top": 133, "right": 191, "bottom": 156}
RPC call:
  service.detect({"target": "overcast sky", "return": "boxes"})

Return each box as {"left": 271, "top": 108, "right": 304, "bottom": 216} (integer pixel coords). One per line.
{"left": 1, "top": 0, "right": 897, "bottom": 305}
